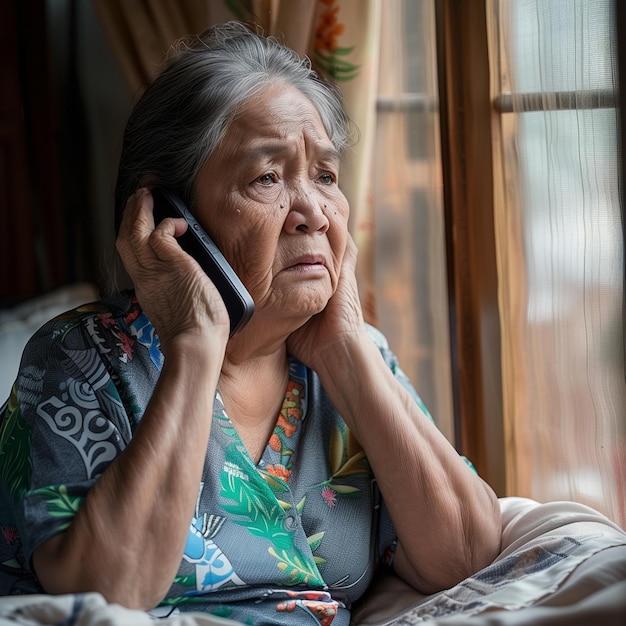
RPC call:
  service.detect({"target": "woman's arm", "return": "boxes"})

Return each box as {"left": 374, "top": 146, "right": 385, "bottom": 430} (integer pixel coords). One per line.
{"left": 33, "top": 339, "right": 222, "bottom": 608}
{"left": 312, "top": 335, "right": 501, "bottom": 593}
{"left": 33, "top": 189, "right": 231, "bottom": 609}
{"left": 288, "top": 236, "right": 501, "bottom": 593}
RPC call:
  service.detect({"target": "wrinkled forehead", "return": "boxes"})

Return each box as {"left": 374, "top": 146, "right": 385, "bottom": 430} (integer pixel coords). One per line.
{"left": 217, "top": 83, "right": 339, "bottom": 162}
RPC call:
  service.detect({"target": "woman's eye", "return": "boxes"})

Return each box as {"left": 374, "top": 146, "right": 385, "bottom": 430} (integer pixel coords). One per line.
{"left": 318, "top": 172, "right": 335, "bottom": 185}
{"left": 256, "top": 173, "right": 277, "bottom": 186}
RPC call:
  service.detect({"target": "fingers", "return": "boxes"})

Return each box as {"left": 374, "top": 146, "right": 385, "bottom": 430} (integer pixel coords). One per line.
{"left": 116, "top": 188, "right": 155, "bottom": 271}
{"left": 343, "top": 233, "right": 359, "bottom": 267}
{"left": 335, "top": 233, "right": 359, "bottom": 288}
{"left": 117, "top": 188, "right": 153, "bottom": 243}
{"left": 116, "top": 188, "right": 190, "bottom": 277}
{"left": 114, "top": 188, "right": 231, "bottom": 343}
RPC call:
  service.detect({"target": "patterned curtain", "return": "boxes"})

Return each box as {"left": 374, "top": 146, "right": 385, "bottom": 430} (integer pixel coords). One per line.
{"left": 93, "top": 0, "right": 381, "bottom": 323}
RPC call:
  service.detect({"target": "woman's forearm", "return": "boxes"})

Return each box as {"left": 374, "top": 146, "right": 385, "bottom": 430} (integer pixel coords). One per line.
{"left": 33, "top": 335, "right": 224, "bottom": 609}
{"left": 313, "top": 335, "right": 501, "bottom": 593}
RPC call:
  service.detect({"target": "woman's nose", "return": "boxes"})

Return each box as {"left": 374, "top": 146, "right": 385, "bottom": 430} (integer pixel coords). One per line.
{"left": 283, "top": 186, "right": 330, "bottom": 235}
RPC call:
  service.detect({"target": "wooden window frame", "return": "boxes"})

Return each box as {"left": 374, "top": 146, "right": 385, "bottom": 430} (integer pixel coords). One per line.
{"left": 435, "top": 0, "right": 505, "bottom": 494}
{"left": 618, "top": 1, "right": 626, "bottom": 295}
{"left": 435, "top": 0, "right": 624, "bottom": 498}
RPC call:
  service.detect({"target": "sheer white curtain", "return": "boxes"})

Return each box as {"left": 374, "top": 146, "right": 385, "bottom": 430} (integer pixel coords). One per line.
{"left": 493, "top": 0, "right": 625, "bottom": 525}
{"left": 373, "top": 0, "right": 454, "bottom": 442}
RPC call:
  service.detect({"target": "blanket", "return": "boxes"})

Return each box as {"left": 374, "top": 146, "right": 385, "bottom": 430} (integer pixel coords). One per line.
{"left": 1, "top": 498, "right": 625, "bottom": 626}
{"left": 352, "top": 497, "right": 626, "bottom": 625}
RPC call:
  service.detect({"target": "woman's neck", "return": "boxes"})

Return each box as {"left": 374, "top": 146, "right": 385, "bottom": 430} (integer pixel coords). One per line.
{"left": 222, "top": 309, "right": 310, "bottom": 365}
{"left": 218, "top": 348, "right": 290, "bottom": 463}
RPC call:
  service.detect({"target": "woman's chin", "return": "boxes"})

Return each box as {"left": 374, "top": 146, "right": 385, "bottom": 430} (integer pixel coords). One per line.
{"left": 255, "top": 282, "right": 332, "bottom": 318}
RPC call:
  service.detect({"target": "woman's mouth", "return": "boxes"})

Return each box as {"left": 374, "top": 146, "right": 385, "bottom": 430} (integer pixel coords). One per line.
{"left": 284, "top": 255, "right": 328, "bottom": 274}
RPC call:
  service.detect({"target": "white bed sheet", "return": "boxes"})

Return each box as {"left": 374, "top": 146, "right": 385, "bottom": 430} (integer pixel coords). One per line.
{"left": 1, "top": 497, "right": 624, "bottom": 626}
{"left": 352, "top": 497, "right": 626, "bottom": 625}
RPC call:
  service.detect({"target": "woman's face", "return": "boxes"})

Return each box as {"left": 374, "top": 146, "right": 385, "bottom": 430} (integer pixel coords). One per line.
{"left": 194, "top": 83, "right": 350, "bottom": 322}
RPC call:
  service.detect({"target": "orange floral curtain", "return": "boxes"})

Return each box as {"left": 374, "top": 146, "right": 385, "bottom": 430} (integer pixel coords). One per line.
{"left": 93, "top": 0, "right": 381, "bottom": 323}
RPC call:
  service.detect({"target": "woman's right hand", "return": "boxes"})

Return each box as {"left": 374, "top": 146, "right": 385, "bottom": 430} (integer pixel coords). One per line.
{"left": 116, "top": 188, "right": 231, "bottom": 354}
{"left": 33, "top": 189, "right": 229, "bottom": 609}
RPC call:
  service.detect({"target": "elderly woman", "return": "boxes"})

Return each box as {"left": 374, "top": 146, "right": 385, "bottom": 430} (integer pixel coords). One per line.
{"left": 0, "top": 22, "right": 500, "bottom": 625}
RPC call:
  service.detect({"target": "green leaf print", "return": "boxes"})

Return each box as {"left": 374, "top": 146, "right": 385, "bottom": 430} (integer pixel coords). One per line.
{"left": 173, "top": 572, "right": 196, "bottom": 588}
{"left": 259, "top": 470, "right": 290, "bottom": 495}
{"left": 31, "top": 484, "right": 85, "bottom": 531}
{"left": 312, "top": 49, "right": 360, "bottom": 82}
{"left": 268, "top": 546, "right": 324, "bottom": 585}
{"left": 219, "top": 444, "right": 325, "bottom": 587}
{"left": 334, "top": 450, "right": 369, "bottom": 478}
{"left": 320, "top": 425, "right": 370, "bottom": 498}
{"left": 296, "top": 496, "right": 306, "bottom": 513}
{"left": 0, "top": 388, "right": 32, "bottom": 503}
{"left": 328, "top": 484, "right": 360, "bottom": 495}
{"left": 307, "top": 531, "right": 325, "bottom": 552}
{"left": 214, "top": 412, "right": 239, "bottom": 439}
{"left": 220, "top": 463, "right": 291, "bottom": 549}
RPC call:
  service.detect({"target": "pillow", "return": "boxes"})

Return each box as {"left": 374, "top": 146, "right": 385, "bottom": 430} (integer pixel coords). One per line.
{"left": 0, "top": 283, "right": 99, "bottom": 402}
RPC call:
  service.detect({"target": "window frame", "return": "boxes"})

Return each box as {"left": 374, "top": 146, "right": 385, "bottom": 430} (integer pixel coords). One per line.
{"left": 434, "top": 0, "right": 506, "bottom": 494}
{"left": 434, "top": 0, "right": 625, "bottom": 502}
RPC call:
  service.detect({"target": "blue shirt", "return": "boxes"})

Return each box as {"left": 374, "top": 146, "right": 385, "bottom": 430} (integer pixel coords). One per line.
{"left": 0, "top": 291, "right": 432, "bottom": 625}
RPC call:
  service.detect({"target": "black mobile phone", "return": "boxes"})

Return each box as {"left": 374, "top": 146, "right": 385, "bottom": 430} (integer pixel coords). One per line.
{"left": 151, "top": 187, "right": 255, "bottom": 336}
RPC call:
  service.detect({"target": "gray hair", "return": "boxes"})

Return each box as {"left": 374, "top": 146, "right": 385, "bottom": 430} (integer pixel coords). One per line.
{"left": 114, "top": 21, "right": 353, "bottom": 234}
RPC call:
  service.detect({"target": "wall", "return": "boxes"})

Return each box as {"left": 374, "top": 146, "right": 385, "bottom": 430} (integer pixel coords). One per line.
{"left": 46, "top": 0, "right": 133, "bottom": 294}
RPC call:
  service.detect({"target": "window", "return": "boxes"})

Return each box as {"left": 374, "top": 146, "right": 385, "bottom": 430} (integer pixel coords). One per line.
{"left": 377, "top": 1, "right": 625, "bottom": 525}
{"left": 492, "top": 0, "right": 625, "bottom": 524}
{"left": 374, "top": 0, "right": 454, "bottom": 443}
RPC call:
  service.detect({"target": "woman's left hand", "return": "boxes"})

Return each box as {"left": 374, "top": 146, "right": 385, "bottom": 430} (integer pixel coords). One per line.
{"left": 287, "top": 234, "right": 366, "bottom": 369}
{"left": 289, "top": 236, "right": 502, "bottom": 596}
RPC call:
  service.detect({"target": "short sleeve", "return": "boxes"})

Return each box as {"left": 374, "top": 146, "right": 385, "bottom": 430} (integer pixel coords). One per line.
{"left": 2, "top": 309, "right": 133, "bottom": 568}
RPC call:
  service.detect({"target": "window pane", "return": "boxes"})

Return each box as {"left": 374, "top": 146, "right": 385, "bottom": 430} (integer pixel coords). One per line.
{"left": 374, "top": 0, "right": 454, "bottom": 442}
{"left": 496, "top": 0, "right": 625, "bottom": 525}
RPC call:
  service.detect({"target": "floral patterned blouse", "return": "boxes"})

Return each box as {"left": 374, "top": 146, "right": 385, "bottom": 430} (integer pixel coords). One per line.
{"left": 0, "top": 291, "right": 432, "bottom": 625}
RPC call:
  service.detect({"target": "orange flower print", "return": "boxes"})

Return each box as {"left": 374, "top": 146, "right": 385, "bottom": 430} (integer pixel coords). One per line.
{"left": 266, "top": 379, "right": 304, "bottom": 467}
{"left": 276, "top": 412, "right": 297, "bottom": 438}
{"left": 315, "top": 2, "right": 345, "bottom": 53}
{"left": 269, "top": 433, "right": 282, "bottom": 452}
{"left": 277, "top": 380, "right": 304, "bottom": 438}
{"left": 266, "top": 464, "right": 292, "bottom": 482}
{"left": 276, "top": 598, "right": 338, "bottom": 626}
{"left": 284, "top": 380, "right": 302, "bottom": 406}
{"left": 313, "top": 0, "right": 359, "bottom": 82}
